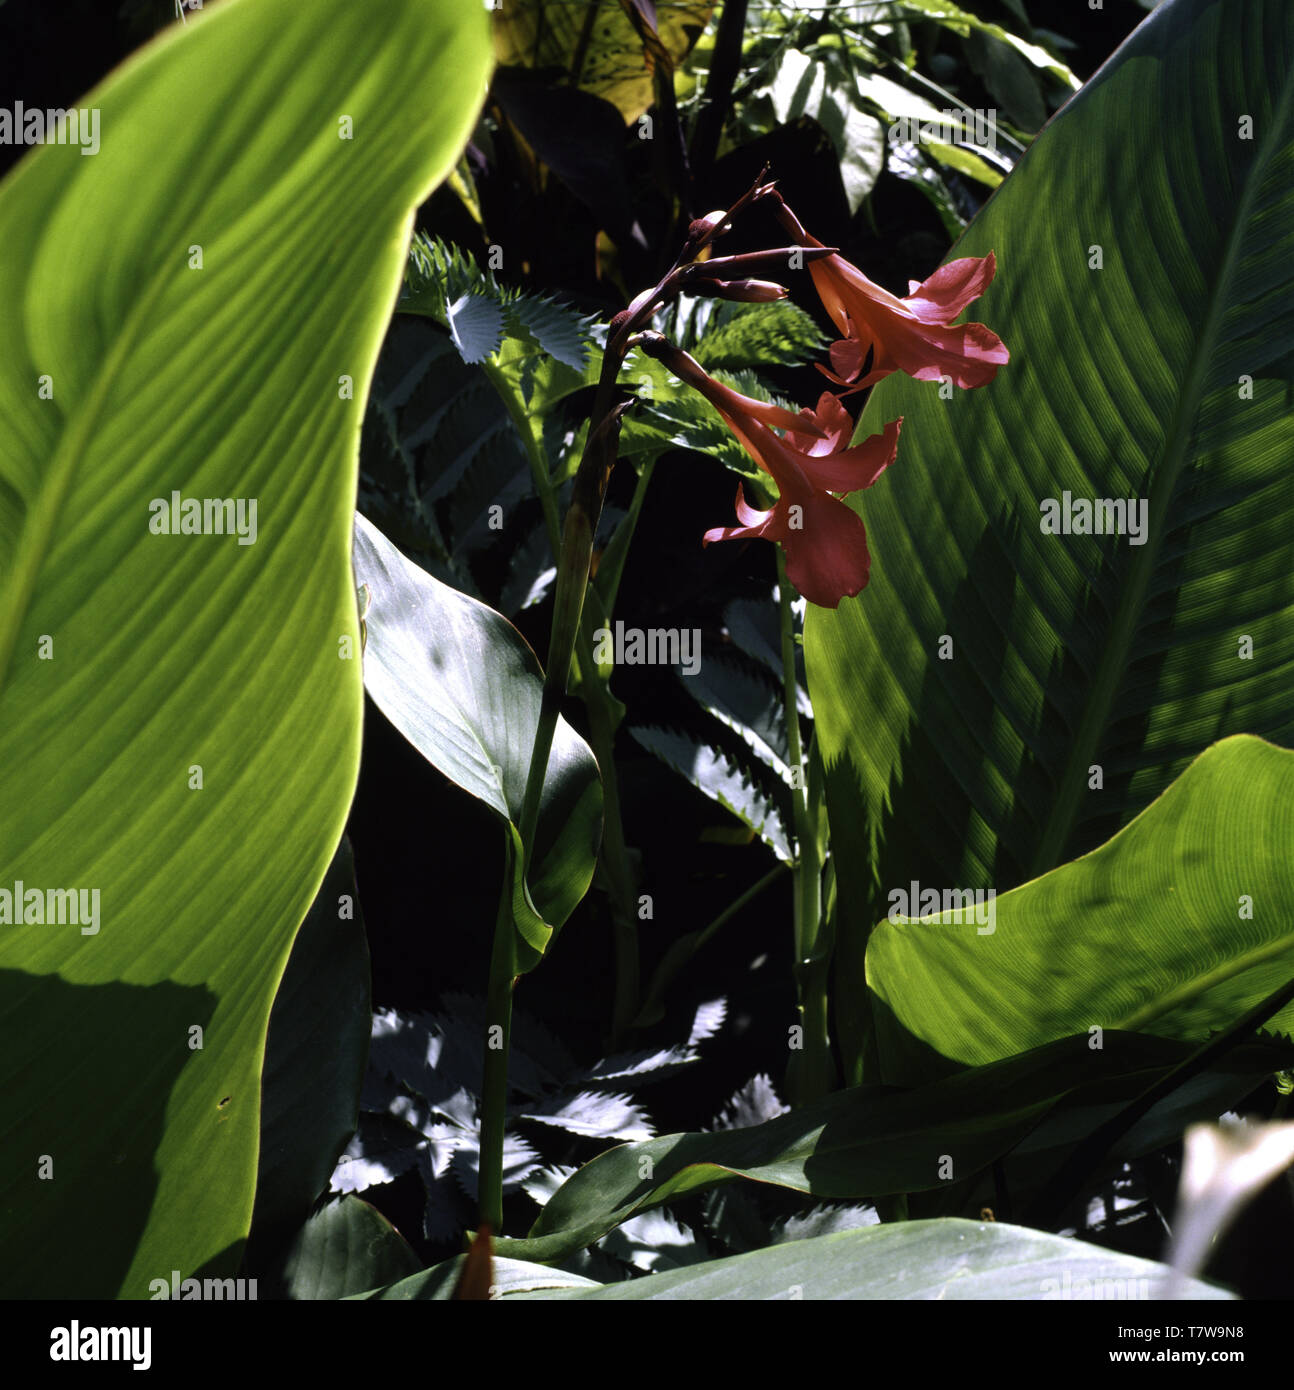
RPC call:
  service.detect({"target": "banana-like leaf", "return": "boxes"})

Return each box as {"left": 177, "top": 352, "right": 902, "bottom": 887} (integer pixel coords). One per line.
{"left": 805, "top": 0, "right": 1294, "bottom": 1078}
{"left": 351, "top": 513, "right": 601, "bottom": 962}
{"left": 521, "top": 1220, "right": 1233, "bottom": 1299}
{"left": 491, "top": 1031, "right": 1254, "bottom": 1265}
{"left": 366, "top": 1219, "right": 1231, "bottom": 1300}
{"left": 870, "top": 736, "right": 1294, "bottom": 1083}
{"left": 0, "top": 0, "right": 491, "bottom": 1297}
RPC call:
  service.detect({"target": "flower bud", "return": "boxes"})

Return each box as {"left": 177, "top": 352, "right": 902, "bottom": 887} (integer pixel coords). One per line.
{"left": 686, "top": 209, "right": 730, "bottom": 244}
{"left": 692, "top": 277, "right": 788, "bottom": 303}
{"left": 686, "top": 246, "right": 837, "bottom": 279}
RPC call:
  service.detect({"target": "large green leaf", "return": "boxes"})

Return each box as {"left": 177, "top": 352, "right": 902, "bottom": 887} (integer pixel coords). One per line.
{"left": 490, "top": 1031, "right": 1260, "bottom": 1265}
{"left": 512, "top": 1221, "right": 1233, "bottom": 1299}
{"left": 805, "top": 0, "right": 1294, "bottom": 1077}
{"left": 251, "top": 837, "right": 371, "bottom": 1244}
{"left": 367, "top": 1220, "right": 1231, "bottom": 1299}
{"left": 0, "top": 0, "right": 492, "bottom": 1297}
{"left": 351, "top": 512, "right": 601, "bottom": 959}
{"left": 870, "top": 737, "right": 1294, "bottom": 1083}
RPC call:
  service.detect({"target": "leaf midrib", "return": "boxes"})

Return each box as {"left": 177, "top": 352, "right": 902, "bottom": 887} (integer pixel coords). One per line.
{"left": 1027, "top": 56, "right": 1294, "bottom": 880}
{"left": 1118, "top": 928, "right": 1294, "bottom": 1032}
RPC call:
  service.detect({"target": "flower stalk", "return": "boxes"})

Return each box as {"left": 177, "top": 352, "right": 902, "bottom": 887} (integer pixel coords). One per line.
{"left": 482, "top": 169, "right": 788, "bottom": 1231}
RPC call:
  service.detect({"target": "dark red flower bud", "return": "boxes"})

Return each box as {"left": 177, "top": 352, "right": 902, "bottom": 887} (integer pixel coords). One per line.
{"left": 691, "top": 278, "right": 788, "bottom": 303}
{"left": 686, "top": 246, "right": 838, "bottom": 279}
{"left": 686, "top": 209, "right": 730, "bottom": 243}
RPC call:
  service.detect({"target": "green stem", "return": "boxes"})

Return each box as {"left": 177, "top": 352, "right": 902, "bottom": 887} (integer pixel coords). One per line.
{"left": 479, "top": 171, "right": 776, "bottom": 1220}
{"left": 490, "top": 336, "right": 627, "bottom": 1235}
{"left": 777, "top": 554, "right": 832, "bottom": 1105}
{"left": 487, "top": 355, "right": 642, "bottom": 1039}
{"left": 478, "top": 840, "right": 516, "bottom": 1232}
{"left": 490, "top": 339, "right": 660, "bottom": 1053}
{"left": 481, "top": 359, "right": 562, "bottom": 560}
{"left": 518, "top": 351, "right": 622, "bottom": 856}
{"left": 573, "top": 621, "right": 641, "bottom": 1044}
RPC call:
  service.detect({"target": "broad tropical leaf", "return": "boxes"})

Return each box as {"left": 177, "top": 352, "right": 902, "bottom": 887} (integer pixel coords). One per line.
{"left": 490, "top": 1032, "right": 1260, "bottom": 1265}
{"left": 805, "top": 0, "right": 1294, "bottom": 1079}
{"left": 492, "top": 0, "right": 712, "bottom": 125}
{"left": 352, "top": 513, "right": 601, "bottom": 962}
{"left": 869, "top": 737, "right": 1294, "bottom": 1083}
{"left": 363, "top": 1219, "right": 1231, "bottom": 1300}
{"left": 0, "top": 0, "right": 491, "bottom": 1297}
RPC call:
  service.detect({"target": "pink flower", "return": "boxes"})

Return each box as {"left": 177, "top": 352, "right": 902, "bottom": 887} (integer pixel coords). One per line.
{"left": 775, "top": 201, "right": 1008, "bottom": 392}
{"left": 651, "top": 341, "right": 900, "bottom": 607}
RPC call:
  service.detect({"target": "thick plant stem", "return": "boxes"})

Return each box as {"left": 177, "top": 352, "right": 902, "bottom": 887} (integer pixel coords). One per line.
{"left": 486, "top": 324, "right": 627, "bottom": 1238}
{"left": 689, "top": 0, "right": 748, "bottom": 180}
{"left": 482, "top": 170, "right": 789, "bottom": 1225}
{"left": 575, "top": 625, "right": 640, "bottom": 1044}
{"left": 777, "top": 553, "right": 832, "bottom": 1105}
{"left": 517, "top": 355, "right": 623, "bottom": 856}
{"left": 478, "top": 852, "right": 516, "bottom": 1233}
{"left": 496, "top": 349, "right": 642, "bottom": 1043}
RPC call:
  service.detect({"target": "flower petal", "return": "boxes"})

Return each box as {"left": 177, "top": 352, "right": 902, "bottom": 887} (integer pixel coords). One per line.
{"left": 826, "top": 336, "right": 869, "bottom": 385}
{"left": 881, "top": 317, "right": 1009, "bottom": 388}
{"left": 903, "top": 252, "right": 998, "bottom": 325}
{"left": 779, "top": 492, "right": 872, "bottom": 609}
{"left": 784, "top": 391, "right": 855, "bottom": 455}
{"left": 794, "top": 417, "right": 902, "bottom": 494}
{"left": 802, "top": 246, "right": 1007, "bottom": 390}
{"left": 702, "top": 484, "right": 776, "bottom": 546}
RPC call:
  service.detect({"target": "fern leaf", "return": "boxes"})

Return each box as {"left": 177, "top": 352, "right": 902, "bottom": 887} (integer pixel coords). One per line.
{"left": 517, "top": 1092, "right": 653, "bottom": 1142}
{"left": 692, "top": 300, "right": 827, "bottom": 372}
{"left": 446, "top": 290, "right": 505, "bottom": 364}
{"left": 681, "top": 646, "right": 792, "bottom": 777}
{"left": 628, "top": 724, "right": 793, "bottom": 861}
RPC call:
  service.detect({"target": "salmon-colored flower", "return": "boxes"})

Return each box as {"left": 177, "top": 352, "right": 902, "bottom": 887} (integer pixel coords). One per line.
{"left": 775, "top": 200, "right": 1008, "bottom": 392}
{"left": 644, "top": 337, "right": 900, "bottom": 607}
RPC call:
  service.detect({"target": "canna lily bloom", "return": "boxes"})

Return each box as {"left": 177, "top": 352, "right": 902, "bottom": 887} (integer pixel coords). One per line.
{"left": 774, "top": 200, "right": 1008, "bottom": 392}
{"left": 644, "top": 337, "right": 900, "bottom": 607}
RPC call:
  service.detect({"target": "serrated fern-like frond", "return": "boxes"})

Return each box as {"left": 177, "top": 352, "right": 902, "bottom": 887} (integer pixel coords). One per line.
{"left": 402, "top": 233, "right": 595, "bottom": 371}
{"left": 692, "top": 300, "right": 827, "bottom": 372}
{"left": 628, "top": 724, "right": 794, "bottom": 862}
